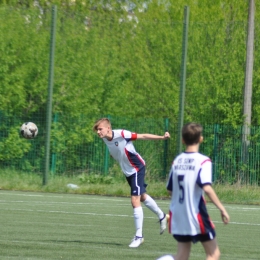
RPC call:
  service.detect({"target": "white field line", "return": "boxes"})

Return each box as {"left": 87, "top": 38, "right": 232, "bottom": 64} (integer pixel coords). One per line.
{"left": 0, "top": 192, "right": 131, "bottom": 201}
{"left": 0, "top": 192, "right": 65, "bottom": 198}
{"left": 8, "top": 220, "right": 96, "bottom": 228}
{"left": 0, "top": 200, "right": 130, "bottom": 207}
{"left": 0, "top": 192, "right": 260, "bottom": 208}
{"left": 0, "top": 192, "right": 259, "bottom": 208}
{"left": 0, "top": 208, "right": 135, "bottom": 218}
{"left": 0, "top": 199, "right": 259, "bottom": 216}
{"left": 0, "top": 199, "right": 260, "bottom": 213}
{"left": 0, "top": 191, "right": 172, "bottom": 204}
{"left": 1, "top": 207, "right": 260, "bottom": 226}
{"left": 0, "top": 192, "right": 259, "bottom": 224}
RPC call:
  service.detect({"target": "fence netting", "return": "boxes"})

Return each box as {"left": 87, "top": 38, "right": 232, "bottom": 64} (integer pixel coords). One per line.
{"left": 0, "top": 6, "right": 260, "bottom": 184}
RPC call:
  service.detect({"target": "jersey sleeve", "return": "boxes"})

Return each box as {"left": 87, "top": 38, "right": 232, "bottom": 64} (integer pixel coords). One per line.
{"left": 121, "top": 130, "right": 137, "bottom": 141}
{"left": 196, "top": 159, "right": 212, "bottom": 187}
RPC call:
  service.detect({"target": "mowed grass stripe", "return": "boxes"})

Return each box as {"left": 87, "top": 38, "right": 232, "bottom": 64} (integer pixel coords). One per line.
{"left": 1, "top": 207, "right": 260, "bottom": 227}
{"left": 0, "top": 190, "right": 259, "bottom": 260}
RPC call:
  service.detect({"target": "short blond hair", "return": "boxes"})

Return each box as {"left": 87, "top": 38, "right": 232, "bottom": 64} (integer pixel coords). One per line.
{"left": 92, "top": 118, "right": 111, "bottom": 131}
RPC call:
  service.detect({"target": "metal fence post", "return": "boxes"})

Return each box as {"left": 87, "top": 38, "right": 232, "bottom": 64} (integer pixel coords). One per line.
{"left": 104, "top": 115, "right": 111, "bottom": 175}
{"left": 177, "top": 6, "right": 189, "bottom": 154}
{"left": 43, "top": 5, "right": 57, "bottom": 185}
{"left": 51, "top": 113, "right": 58, "bottom": 175}
{"left": 213, "top": 124, "right": 219, "bottom": 182}
{"left": 163, "top": 118, "right": 169, "bottom": 177}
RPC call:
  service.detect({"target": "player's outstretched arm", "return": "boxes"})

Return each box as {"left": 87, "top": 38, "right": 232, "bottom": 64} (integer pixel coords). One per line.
{"left": 137, "top": 132, "right": 170, "bottom": 140}
{"left": 203, "top": 184, "right": 230, "bottom": 224}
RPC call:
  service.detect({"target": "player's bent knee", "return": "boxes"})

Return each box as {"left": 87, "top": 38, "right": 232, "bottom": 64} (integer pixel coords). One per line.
{"left": 206, "top": 249, "right": 220, "bottom": 260}
{"left": 131, "top": 196, "right": 141, "bottom": 208}
{"left": 140, "top": 193, "right": 147, "bottom": 202}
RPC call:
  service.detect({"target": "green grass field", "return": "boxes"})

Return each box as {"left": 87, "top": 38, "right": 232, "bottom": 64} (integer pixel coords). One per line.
{"left": 0, "top": 190, "right": 259, "bottom": 260}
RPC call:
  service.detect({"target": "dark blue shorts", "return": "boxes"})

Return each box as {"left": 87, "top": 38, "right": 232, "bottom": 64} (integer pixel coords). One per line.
{"left": 173, "top": 230, "right": 216, "bottom": 244}
{"left": 126, "top": 167, "right": 147, "bottom": 196}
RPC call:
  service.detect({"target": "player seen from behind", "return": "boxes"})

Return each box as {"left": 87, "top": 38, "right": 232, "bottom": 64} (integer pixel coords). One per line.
{"left": 157, "top": 122, "right": 230, "bottom": 260}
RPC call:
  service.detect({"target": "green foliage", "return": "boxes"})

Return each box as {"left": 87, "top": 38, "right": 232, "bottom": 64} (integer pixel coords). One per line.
{"left": 0, "top": 1, "right": 260, "bottom": 184}
{"left": 0, "top": 7, "right": 49, "bottom": 116}
{"left": 0, "top": 127, "right": 31, "bottom": 160}
{"left": 0, "top": 1, "right": 259, "bottom": 124}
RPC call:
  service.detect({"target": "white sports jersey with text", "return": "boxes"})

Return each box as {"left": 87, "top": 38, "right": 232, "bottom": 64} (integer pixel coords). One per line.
{"left": 103, "top": 129, "right": 145, "bottom": 177}
{"left": 166, "top": 152, "right": 215, "bottom": 236}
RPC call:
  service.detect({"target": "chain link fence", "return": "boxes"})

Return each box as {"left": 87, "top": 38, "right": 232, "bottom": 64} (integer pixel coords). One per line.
{"left": 0, "top": 5, "right": 260, "bottom": 184}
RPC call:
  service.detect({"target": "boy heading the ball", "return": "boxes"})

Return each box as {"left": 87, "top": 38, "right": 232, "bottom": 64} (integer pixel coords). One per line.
{"left": 157, "top": 122, "right": 230, "bottom": 260}
{"left": 93, "top": 118, "right": 170, "bottom": 248}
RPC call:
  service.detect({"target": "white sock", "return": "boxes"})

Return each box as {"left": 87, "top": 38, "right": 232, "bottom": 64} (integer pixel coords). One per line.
{"left": 143, "top": 194, "right": 164, "bottom": 219}
{"left": 133, "top": 206, "right": 143, "bottom": 237}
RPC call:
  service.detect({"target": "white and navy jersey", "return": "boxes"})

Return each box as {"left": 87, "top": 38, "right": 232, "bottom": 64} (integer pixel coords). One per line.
{"left": 166, "top": 152, "right": 215, "bottom": 236}
{"left": 103, "top": 129, "right": 145, "bottom": 177}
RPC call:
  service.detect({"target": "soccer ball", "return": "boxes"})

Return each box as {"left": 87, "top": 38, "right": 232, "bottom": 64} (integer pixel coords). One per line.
{"left": 20, "top": 122, "right": 38, "bottom": 139}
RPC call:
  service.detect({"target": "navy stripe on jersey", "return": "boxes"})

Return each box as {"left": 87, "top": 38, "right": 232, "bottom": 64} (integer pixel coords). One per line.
{"left": 197, "top": 196, "right": 215, "bottom": 234}
{"left": 196, "top": 169, "right": 212, "bottom": 188}
{"left": 125, "top": 148, "right": 145, "bottom": 171}
{"left": 196, "top": 169, "right": 203, "bottom": 188}
{"left": 121, "top": 130, "right": 131, "bottom": 142}
{"left": 167, "top": 171, "right": 173, "bottom": 191}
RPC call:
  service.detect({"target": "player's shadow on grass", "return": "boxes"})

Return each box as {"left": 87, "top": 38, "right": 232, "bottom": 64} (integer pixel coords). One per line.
{"left": 48, "top": 240, "right": 123, "bottom": 246}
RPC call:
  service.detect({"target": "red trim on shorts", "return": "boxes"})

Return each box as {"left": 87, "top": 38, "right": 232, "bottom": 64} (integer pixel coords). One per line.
{"left": 197, "top": 213, "right": 206, "bottom": 234}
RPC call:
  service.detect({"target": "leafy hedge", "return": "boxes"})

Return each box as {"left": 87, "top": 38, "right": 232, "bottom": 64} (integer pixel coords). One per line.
{"left": 0, "top": 1, "right": 260, "bottom": 124}
{"left": 0, "top": 1, "right": 260, "bottom": 184}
